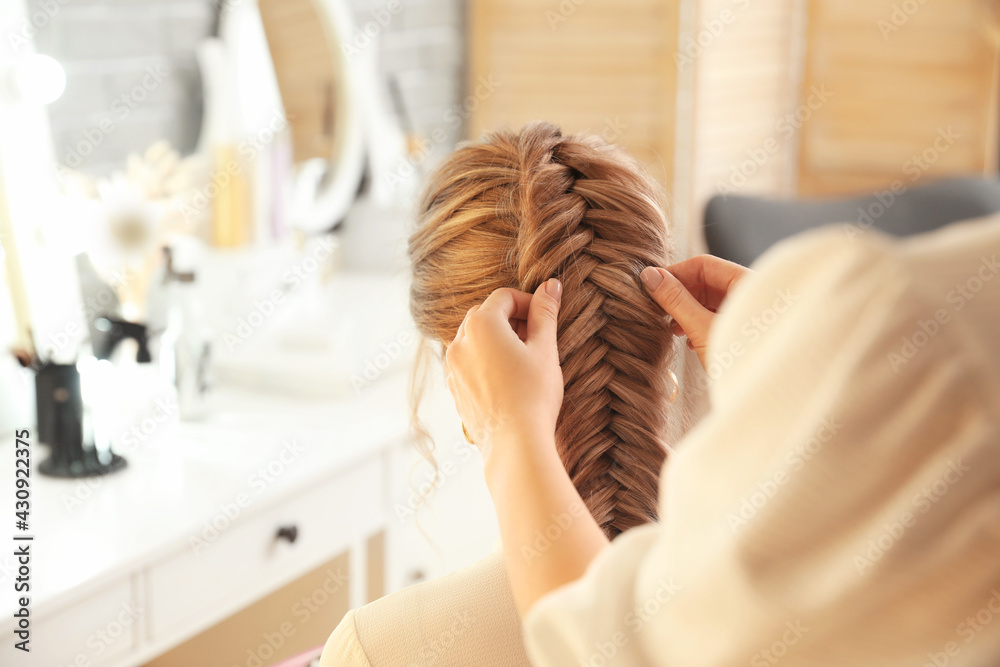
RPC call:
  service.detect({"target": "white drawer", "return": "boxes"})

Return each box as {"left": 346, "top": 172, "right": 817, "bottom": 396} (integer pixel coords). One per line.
{"left": 146, "top": 456, "right": 384, "bottom": 643}
{"left": 1, "top": 576, "right": 137, "bottom": 667}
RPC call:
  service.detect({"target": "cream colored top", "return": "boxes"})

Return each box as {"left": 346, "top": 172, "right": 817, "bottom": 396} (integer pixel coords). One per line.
{"left": 323, "top": 215, "right": 1000, "bottom": 666}
{"left": 322, "top": 549, "right": 530, "bottom": 666}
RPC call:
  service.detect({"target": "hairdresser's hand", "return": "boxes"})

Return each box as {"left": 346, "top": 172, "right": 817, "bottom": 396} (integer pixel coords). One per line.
{"left": 641, "top": 256, "right": 751, "bottom": 369}
{"left": 445, "top": 279, "right": 564, "bottom": 465}
{"left": 447, "top": 279, "right": 607, "bottom": 617}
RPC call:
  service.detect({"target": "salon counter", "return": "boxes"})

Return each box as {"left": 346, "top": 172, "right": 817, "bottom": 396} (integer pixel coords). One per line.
{"left": 0, "top": 370, "right": 411, "bottom": 667}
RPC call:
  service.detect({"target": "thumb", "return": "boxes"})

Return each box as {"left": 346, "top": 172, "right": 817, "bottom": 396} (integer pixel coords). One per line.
{"left": 527, "top": 278, "right": 561, "bottom": 349}
{"left": 641, "top": 267, "right": 713, "bottom": 339}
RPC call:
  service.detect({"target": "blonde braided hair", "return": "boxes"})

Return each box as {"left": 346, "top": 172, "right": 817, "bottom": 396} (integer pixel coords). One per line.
{"left": 409, "top": 121, "right": 677, "bottom": 537}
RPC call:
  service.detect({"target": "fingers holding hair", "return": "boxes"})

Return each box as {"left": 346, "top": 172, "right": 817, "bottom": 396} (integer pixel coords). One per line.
{"left": 662, "top": 255, "right": 748, "bottom": 311}
{"left": 526, "top": 279, "right": 561, "bottom": 349}
{"left": 464, "top": 282, "right": 562, "bottom": 347}
{"left": 640, "top": 267, "right": 714, "bottom": 342}
{"left": 640, "top": 255, "right": 751, "bottom": 369}
{"left": 478, "top": 288, "right": 532, "bottom": 324}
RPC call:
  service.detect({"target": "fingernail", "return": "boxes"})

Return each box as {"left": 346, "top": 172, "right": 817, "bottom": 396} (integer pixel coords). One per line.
{"left": 641, "top": 267, "right": 663, "bottom": 290}
{"left": 545, "top": 278, "right": 562, "bottom": 299}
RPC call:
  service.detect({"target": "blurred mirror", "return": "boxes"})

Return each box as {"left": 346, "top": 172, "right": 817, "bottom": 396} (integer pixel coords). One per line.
{"left": 258, "top": 0, "right": 365, "bottom": 235}
{"left": 34, "top": 0, "right": 372, "bottom": 244}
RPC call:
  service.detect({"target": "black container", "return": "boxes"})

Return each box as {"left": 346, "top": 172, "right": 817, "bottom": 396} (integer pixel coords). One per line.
{"left": 35, "top": 362, "right": 126, "bottom": 478}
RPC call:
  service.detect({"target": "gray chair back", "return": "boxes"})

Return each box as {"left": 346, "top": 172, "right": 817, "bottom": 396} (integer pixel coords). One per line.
{"left": 703, "top": 176, "right": 1000, "bottom": 267}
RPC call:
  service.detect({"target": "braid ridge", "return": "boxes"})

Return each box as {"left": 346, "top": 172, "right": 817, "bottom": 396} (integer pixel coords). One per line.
{"left": 512, "top": 123, "right": 673, "bottom": 538}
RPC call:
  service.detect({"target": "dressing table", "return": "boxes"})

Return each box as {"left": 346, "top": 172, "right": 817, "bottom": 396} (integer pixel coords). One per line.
{"left": 0, "top": 367, "right": 409, "bottom": 666}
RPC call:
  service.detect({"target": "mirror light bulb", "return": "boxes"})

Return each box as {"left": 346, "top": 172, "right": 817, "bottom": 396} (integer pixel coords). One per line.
{"left": 14, "top": 54, "right": 67, "bottom": 105}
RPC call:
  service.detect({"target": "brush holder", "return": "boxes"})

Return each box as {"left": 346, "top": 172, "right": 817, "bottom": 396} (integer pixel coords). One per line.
{"left": 35, "top": 362, "right": 126, "bottom": 478}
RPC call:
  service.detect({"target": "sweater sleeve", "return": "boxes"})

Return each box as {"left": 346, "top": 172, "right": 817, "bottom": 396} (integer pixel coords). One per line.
{"left": 320, "top": 549, "right": 531, "bottom": 666}
{"left": 320, "top": 610, "right": 372, "bottom": 667}
{"left": 523, "top": 221, "right": 1000, "bottom": 667}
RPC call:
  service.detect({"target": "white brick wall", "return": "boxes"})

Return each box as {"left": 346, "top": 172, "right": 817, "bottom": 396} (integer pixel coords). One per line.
{"left": 29, "top": 0, "right": 465, "bottom": 176}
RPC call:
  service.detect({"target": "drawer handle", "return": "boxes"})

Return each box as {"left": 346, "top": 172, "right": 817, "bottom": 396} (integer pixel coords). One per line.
{"left": 275, "top": 524, "right": 299, "bottom": 544}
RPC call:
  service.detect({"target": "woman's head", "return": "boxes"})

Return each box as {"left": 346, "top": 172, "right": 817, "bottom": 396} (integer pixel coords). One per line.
{"left": 409, "top": 121, "right": 677, "bottom": 537}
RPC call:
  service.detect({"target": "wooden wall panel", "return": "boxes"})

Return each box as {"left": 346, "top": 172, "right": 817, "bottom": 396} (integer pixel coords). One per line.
{"left": 685, "top": 0, "right": 806, "bottom": 251}
{"left": 797, "top": 0, "right": 1000, "bottom": 195}
{"left": 468, "top": 0, "right": 680, "bottom": 192}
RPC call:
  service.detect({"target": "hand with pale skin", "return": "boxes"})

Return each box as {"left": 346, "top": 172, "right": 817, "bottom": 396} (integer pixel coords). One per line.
{"left": 444, "top": 256, "right": 752, "bottom": 616}
{"left": 445, "top": 280, "right": 565, "bottom": 466}
{"left": 446, "top": 280, "right": 608, "bottom": 616}
{"left": 640, "top": 255, "right": 751, "bottom": 369}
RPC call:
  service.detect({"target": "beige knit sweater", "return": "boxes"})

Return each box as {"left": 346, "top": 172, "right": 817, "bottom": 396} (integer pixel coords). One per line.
{"left": 322, "top": 214, "right": 1000, "bottom": 666}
